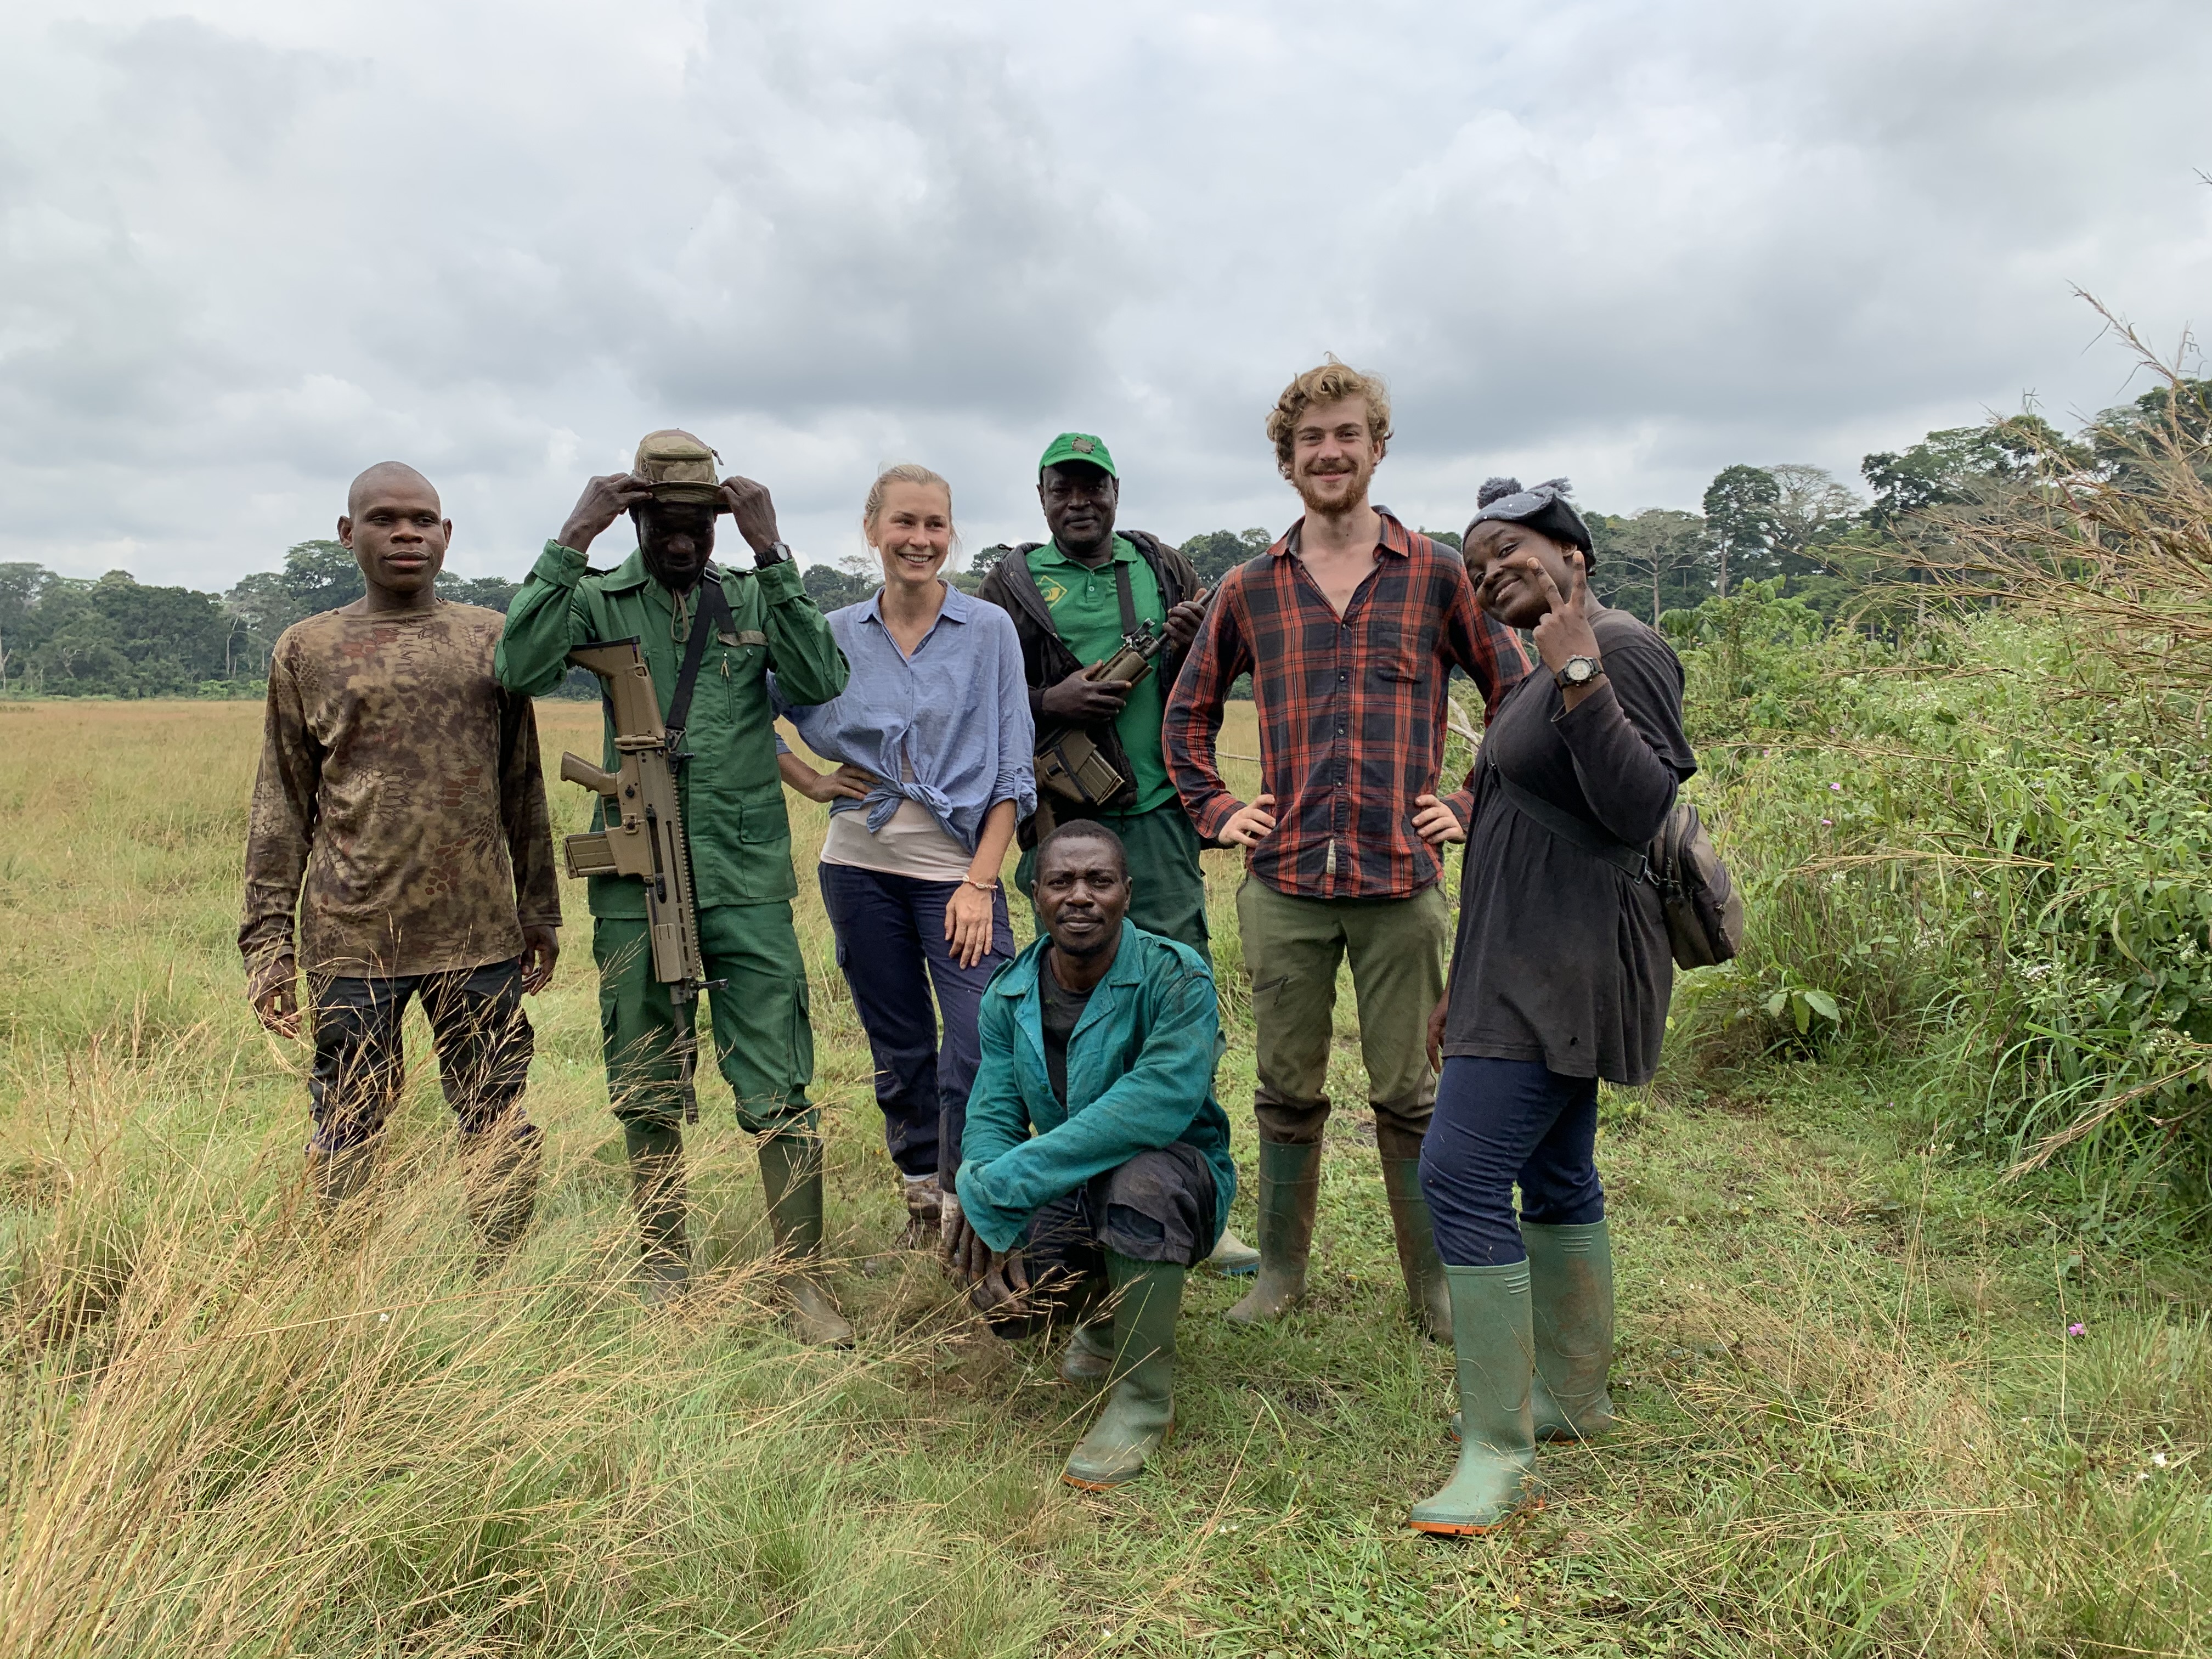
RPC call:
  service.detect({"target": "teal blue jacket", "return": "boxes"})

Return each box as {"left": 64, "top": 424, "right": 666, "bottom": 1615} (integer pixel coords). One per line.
{"left": 494, "top": 542, "right": 848, "bottom": 918}
{"left": 955, "top": 921, "right": 1236, "bottom": 1253}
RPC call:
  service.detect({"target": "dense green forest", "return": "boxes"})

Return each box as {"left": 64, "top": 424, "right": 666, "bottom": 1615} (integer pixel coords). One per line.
{"left": 1, "top": 380, "right": 2200, "bottom": 700}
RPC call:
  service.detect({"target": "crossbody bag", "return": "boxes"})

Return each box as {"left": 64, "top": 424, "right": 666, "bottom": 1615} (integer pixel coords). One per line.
{"left": 1486, "top": 760, "right": 1744, "bottom": 969}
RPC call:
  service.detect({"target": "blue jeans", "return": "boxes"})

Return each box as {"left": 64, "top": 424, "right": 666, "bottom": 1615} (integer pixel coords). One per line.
{"left": 817, "top": 862, "right": 1014, "bottom": 1186}
{"left": 1419, "top": 1057, "right": 1605, "bottom": 1266}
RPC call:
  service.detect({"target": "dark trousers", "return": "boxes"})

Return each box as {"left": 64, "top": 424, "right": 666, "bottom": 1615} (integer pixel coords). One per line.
{"left": 817, "top": 862, "right": 1014, "bottom": 1183}
{"left": 984, "top": 1145, "right": 1217, "bottom": 1338}
{"left": 307, "top": 958, "right": 534, "bottom": 1153}
{"left": 1419, "top": 1056, "right": 1605, "bottom": 1266}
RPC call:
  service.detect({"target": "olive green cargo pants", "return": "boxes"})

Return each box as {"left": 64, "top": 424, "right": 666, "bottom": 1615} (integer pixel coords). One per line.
{"left": 1235, "top": 877, "right": 1449, "bottom": 1144}
{"left": 592, "top": 902, "right": 816, "bottom": 1134}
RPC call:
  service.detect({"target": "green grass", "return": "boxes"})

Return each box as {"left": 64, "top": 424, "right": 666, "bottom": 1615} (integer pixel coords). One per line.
{"left": 3, "top": 699, "right": 2209, "bottom": 1656}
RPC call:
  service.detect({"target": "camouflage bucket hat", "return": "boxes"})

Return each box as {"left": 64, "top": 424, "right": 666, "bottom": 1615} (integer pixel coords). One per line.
{"left": 634, "top": 428, "right": 723, "bottom": 506}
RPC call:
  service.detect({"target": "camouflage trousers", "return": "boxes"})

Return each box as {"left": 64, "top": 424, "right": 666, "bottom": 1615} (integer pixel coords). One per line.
{"left": 591, "top": 902, "right": 816, "bottom": 1135}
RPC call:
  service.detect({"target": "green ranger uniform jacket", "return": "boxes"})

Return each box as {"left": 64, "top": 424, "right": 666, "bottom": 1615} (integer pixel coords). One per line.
{"left": 494, "top": 542, "right": 850, "bottom": 919}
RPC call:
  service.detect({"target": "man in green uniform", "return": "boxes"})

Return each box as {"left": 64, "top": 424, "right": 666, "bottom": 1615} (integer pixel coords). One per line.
{"left": 976, "top": 432, "right": 1258, "bottom": 1273}
{"left": 495, "top": 431, "right": 852, "bottom": 1339}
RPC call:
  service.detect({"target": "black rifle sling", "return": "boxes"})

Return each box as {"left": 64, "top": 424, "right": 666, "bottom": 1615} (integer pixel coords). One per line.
{"left": 664, "top": 572, "right": 735, "bottom": 745}
{"left": 1114, "top": 560, "right": 1137, "bottom": 637}
{"left": 1487, "top": 760, "right": 1649, "bottom": 882}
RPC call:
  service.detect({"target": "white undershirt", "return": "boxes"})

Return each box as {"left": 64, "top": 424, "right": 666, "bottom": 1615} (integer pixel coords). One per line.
{"left": 817, "top": 754, "right": 973, "bottom": 882}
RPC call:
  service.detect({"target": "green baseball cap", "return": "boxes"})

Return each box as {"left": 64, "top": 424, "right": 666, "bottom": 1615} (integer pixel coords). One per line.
{"left": 1038, "top": 432, "right": 1118, "bottom": 478}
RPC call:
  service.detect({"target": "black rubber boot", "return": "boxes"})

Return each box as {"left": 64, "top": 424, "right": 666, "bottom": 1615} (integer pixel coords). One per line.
{"left": 758, "top": 1133, "right": 855, "bottom": 1347}
{"left": 463, "top": 1123, "right": 543, "bottom": 1273}
{"left": 1375, "top": 1122, "right": 1453, "bottom": 1344}
{"left": 1409, "top": 1262, "right": 1539, "bottom": 1535}
{"left": 1064, "top": 1252, "right": 1184, "bottom": 1488}
{"left": 305, "top": 1142, "right": 377, "bottom": 1224}
{"left": 1525, "top": 1219, "right": 1617, "bottom": 1440}
{"left": 1224, "top": 1139, "right": 1321, "bottom": 1327}
{"left": 624, "top": 1121, "right": 690, "bottom": 1305}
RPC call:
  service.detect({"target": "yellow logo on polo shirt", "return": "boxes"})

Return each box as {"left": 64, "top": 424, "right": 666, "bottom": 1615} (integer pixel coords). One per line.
{"left": 1035, "top": 573, "right": 1069, "bottom": 607}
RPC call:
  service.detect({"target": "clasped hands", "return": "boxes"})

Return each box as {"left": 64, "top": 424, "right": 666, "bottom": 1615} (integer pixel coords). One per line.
{"left": 940, "top": 1196, "right": 1036, "bottom": 1318}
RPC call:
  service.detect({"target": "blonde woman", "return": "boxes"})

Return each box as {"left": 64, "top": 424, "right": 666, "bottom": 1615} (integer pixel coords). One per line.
{"left": 774, "top": 465, "right": 1035, "bottom": 1250}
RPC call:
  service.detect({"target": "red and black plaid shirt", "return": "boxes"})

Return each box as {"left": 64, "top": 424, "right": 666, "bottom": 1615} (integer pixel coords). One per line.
{"left": 1165, "top": 510, "right": 1533, "bottom": 900}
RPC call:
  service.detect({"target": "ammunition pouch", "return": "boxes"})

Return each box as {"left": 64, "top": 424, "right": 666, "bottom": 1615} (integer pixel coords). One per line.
{"left": 1036, "top": 727, "right": 1129, "bottom": 811}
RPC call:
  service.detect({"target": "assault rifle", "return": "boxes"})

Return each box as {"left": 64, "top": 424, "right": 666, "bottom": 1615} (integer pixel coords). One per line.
{"left": 557, "top": 637, "right": 722, "bottom": 1123}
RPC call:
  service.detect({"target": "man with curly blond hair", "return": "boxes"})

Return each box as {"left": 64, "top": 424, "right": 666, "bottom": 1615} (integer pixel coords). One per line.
{"left": 1164, "top": 359, "right": 1535, "bottom": 1341}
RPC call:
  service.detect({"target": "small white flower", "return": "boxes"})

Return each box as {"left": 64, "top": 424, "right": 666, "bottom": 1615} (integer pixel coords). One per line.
{"left": 379, "top": 1313, "right": 390, "bottom": 1323}
{"left": 2154, "top": 1453, "right": 2170, "bottom": 1467}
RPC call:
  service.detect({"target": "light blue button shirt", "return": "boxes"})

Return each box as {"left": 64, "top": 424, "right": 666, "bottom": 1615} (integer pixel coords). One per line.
{"left": 771, "top": 582, "right": 1037, "bottom": 854}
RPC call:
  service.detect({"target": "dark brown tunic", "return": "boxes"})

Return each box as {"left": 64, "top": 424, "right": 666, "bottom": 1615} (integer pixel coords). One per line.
{"left": 1442, "top": 608, "right": 1696, "bottom": 1085}
{"left": 239, "top": 602, "right": 561, "bottom": 997}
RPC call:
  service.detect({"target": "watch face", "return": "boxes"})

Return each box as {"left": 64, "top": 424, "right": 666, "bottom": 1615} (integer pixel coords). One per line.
{"left": 1566, "top": 656, "right": 1596, "bottom": 683}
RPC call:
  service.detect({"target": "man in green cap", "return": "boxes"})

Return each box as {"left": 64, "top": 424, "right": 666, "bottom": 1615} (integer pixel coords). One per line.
{"left": 495, "top": 431, "right": 853, "bottom": 1339}
{"left": 974, "top": 431, "right": 1259, "bottom": 1275}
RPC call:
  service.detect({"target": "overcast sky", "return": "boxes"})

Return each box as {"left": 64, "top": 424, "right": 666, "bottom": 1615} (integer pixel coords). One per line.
{"left": 4, "top": 0, "right": 2208, "bottom": 590}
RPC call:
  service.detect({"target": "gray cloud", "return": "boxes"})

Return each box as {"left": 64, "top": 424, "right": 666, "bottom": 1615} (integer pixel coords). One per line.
{"left": 0, "top": 0, "right": 2205, "bottom": 587}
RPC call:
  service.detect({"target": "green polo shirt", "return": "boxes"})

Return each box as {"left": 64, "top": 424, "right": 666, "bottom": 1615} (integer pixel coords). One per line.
{"left": 1026, "top": 535, "right": 1176, "bottom": 815}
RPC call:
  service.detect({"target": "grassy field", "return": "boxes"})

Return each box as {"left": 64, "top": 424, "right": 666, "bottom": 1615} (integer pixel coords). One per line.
{"left": 2, "top": 697, "right": 2208, "bottom": 1657}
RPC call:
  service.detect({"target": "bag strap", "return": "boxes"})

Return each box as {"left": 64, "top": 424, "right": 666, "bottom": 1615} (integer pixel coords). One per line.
{"left": 1113, "top": 559, "right": 1137, "bottom": 636}
{"left": 664, "top": 572, "right": 734, "bottom": 743}
{"left": 1488, "top": 759, "right": 1649, "bottom": 881}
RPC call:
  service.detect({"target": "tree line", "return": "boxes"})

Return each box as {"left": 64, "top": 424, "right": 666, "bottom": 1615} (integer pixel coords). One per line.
{"left": 2, "top": 379, "right": 2199, "bottom": 699}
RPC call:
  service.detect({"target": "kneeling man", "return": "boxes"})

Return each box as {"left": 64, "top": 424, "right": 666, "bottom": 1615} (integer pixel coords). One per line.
{"left": 948, "top": 820, "right": 1235, "bottom": 1488}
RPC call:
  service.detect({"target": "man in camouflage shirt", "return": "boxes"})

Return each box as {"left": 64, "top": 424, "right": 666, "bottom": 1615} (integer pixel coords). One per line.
{"left": 241, "top": 462, "right": 562, "bottom": 1263}
{"left": 496, "top": 433, "right": 853, "bottom": 1338}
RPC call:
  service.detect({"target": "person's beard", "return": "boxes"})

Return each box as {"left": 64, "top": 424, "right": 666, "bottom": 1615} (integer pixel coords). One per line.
{"left": 1292, "top": 456, "right": 1372, "bottom": 518}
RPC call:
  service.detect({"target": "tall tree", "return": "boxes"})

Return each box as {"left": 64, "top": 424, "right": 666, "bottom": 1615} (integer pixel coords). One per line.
{"left": 1702, "top": 465, "right": 1783, "bottom": 596}
{"left": 1592, "top": 509, "right": 1712, "bottom": 623}
{"left": 1762, "top": 464, "right": 1864, "bottom": 575}
{"left": 1180, "top": 528, "right": 1273, "bottom": 587}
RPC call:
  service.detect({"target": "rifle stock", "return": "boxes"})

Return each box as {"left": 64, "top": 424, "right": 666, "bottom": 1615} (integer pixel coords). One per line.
{"left": 557, "top": 636, "right": 720, "bottom": 1122}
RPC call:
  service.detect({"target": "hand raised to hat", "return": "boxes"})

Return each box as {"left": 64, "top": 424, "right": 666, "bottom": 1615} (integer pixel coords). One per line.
{"left": 719, "top": 475, "right": 783, "bottom": 562}
{"left": 558, "top": 473, "right": 656, "bottom": 556}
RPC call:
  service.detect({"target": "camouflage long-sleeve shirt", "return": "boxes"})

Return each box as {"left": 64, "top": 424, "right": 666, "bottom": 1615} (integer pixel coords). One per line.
{"left": 239, "top": 602, "right": 562, "bottom": 996}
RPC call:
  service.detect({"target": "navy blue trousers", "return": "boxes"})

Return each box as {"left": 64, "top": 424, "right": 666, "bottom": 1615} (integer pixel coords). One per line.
{"left": 1419, "top": 1056, "right": 1606, "bottom": 1266}
{"left": 817, "top": 862, "right": 1013, "bottom": 1185}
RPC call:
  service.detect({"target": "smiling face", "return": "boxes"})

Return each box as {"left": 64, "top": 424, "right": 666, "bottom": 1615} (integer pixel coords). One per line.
{"left": 1286, "top": 394, "right": 1383, "bottom": 515}
{"left": 868, "top": 478, "right": 953, "bottom": 592}
{"left": 1039, "top": 461, "right": 1119, "bottom": 554}
{"left": 338, "top": 465, "right": 449, "bottom": 600}
{"left": 1034, "top": 832, "right": 1131, "bottom": 961}
{"left": 1466, "top": 519, "right": 1581, "bottom": 629}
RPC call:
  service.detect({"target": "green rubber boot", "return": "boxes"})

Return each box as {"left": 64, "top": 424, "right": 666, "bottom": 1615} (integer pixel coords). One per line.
{"left": 1375, "top": 1124, "right": 1453, "bottom": 1344}
{"left": 1525, "top": 1219, "right": 1616, "bottom": 1441}
{"left": 463, "top": 1124, "right": 543, "bottom": 1274}
{"left": 1059, "top": 1321, "right": 1116, "bottom": 1385}
{"left": 1204, "top": 1228, "right": 1261, "bottom": 1276}
{"left": 624, "top": 1122, "right": 690, "bottom": 1305}
{"left": 1064, "top": 1252, "right": 1184, "bottom": 1489}
{"left": 1409, "top": 1261, "right": 1538, "bottom": 1536}
{"left": 758, "top": 1134, "right": 855, "bottom": 1348}
{"left": 1224, "top": 1139, "right": 1321, "bottom": 1326}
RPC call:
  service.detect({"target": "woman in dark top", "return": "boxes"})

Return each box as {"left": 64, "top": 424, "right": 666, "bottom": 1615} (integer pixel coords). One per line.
{"left": 1404, "top": 478, "right": 1696, "bottom": 1536}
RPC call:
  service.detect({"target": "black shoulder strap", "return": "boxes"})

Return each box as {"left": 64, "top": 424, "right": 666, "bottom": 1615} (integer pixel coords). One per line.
{"left": 1488, "top": 760, "right": 1647, "bottom": 879}
{"left": 664, "top": 573, "right": 735, "bottom": 740}
{"left": 1113, "top": 560, "right": 1137, "bottom": 636}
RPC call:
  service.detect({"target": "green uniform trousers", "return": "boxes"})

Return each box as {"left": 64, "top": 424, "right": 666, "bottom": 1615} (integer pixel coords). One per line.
{"left": 592, "top": 902, "right": 815, "bottom": 1134}
{"left": 1235, "top": 876, "right": 1449, "bottom": 1145}
{"left": 1018, "top": 800, "right": 1211, "bottom": 965}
